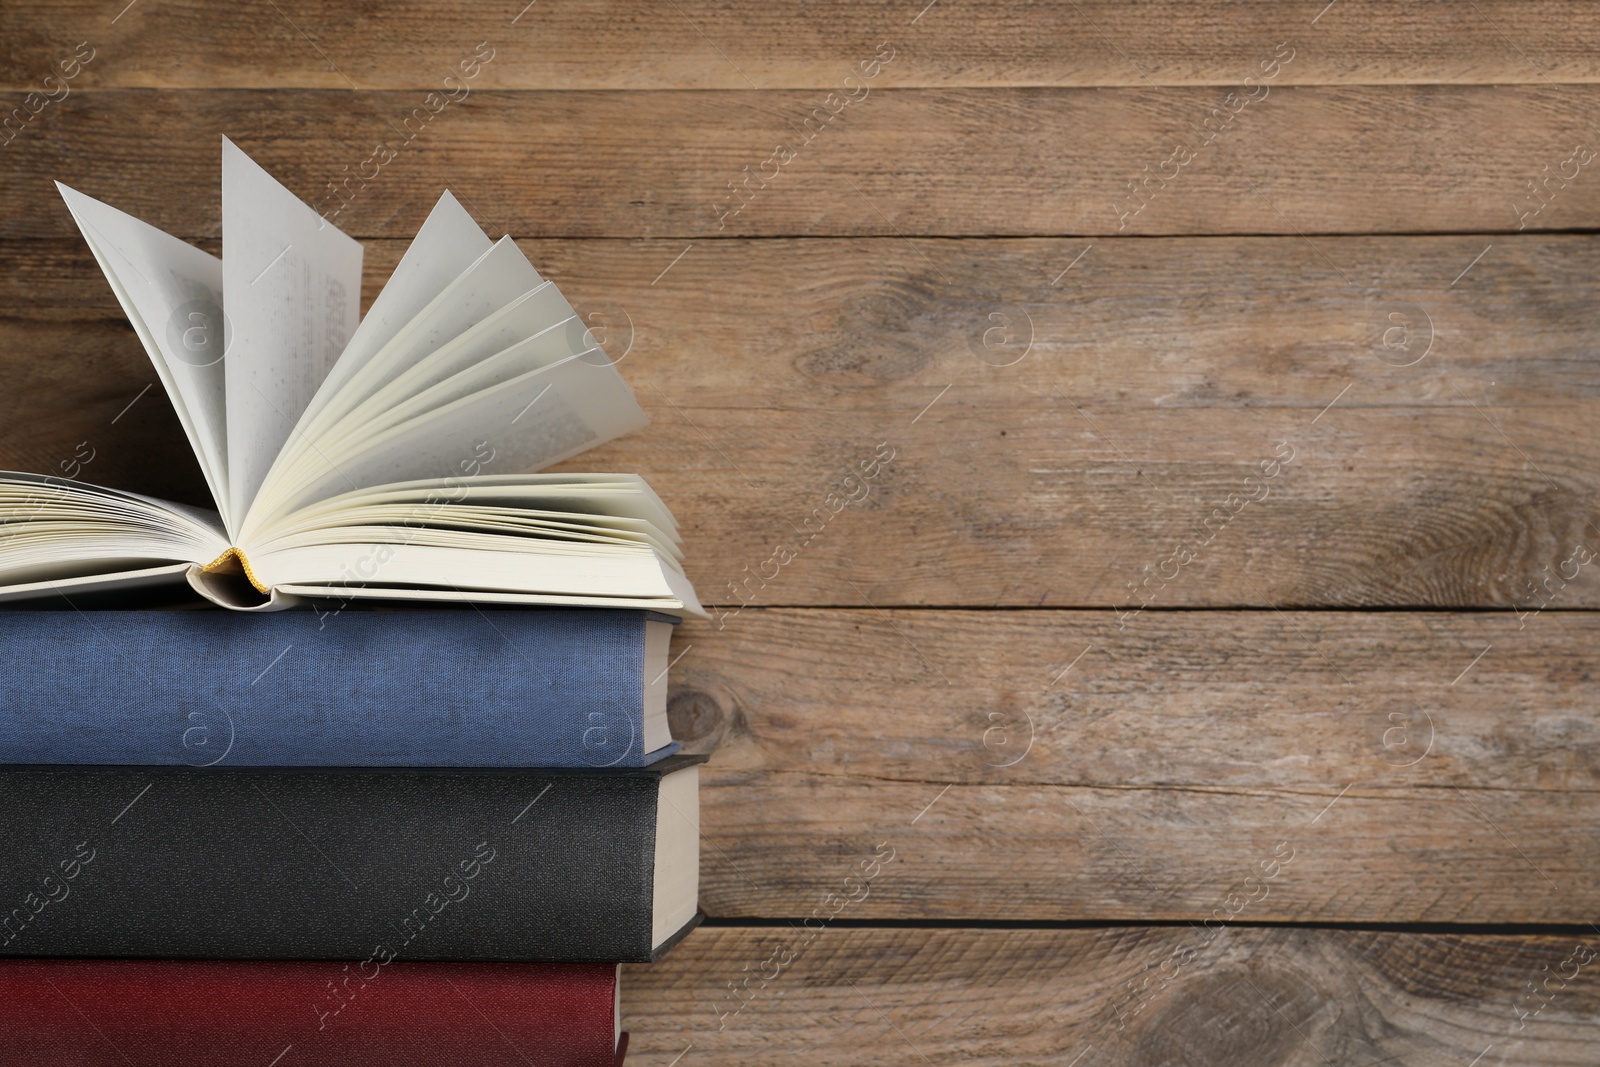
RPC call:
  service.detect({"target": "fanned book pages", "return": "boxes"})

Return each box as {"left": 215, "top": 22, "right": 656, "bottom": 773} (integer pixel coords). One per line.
{"left": 0, "top": 138, "right": 702, "bottom": 616}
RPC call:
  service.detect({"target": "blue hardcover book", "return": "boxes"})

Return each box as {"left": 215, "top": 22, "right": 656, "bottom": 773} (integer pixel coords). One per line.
{"left": 0, "top": 609, "right": 678, "bottom": 767}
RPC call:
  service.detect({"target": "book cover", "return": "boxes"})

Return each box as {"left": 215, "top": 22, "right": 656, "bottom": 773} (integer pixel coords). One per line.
{"left": 0, "top": 758, "right": 702, "bottom": 963}
{"left": 0, "top": 608, "right": 678, "bottom": 768}
{"left": 0, "top": 959, "right": 627, "bottom": 1067}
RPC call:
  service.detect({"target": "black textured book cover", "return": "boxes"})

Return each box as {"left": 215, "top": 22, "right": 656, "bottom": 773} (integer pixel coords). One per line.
{"left": 0, "top": 756, "right": 704, "bottom": 963}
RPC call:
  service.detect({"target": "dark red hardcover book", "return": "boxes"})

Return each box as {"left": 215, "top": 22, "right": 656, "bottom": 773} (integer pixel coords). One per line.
{"left": 0, "top": 959, "right": 628, "bottom": 1066}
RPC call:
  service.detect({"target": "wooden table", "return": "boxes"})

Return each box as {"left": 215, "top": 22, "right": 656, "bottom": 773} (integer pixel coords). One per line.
{"left": 4, "top": 3, "right": 1598, "bottom": 1063}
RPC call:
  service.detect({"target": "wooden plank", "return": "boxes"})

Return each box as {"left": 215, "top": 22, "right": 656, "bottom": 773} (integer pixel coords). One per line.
{"left": 674, "top": 609, "right": 1600, "bottom": 792}
{"left": 697, "top": 745, "right": 1600, "bottom": 925}
{"left": 2, "top": 235, "right": 1596, "bottom": 609}
{"left": 6, "top": 2, "right": 1600, "bottom": 90}
{"left": 624, "top": 926, "right": 1600, "bottom": 1065}
{"left": 681, "top": 610, "right": 1600, "bottom": 923}
{"left": 2, "top": 87, "right": 1599, "bottom": 238}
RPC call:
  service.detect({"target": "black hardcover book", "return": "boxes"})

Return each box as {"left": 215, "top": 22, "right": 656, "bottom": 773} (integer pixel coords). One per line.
{"left": 0, "top": 757, "right": 703, "bottom": 964}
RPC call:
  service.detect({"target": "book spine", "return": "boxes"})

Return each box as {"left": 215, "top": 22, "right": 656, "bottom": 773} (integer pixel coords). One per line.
{"left": 0, "top": 763, "right": 692, "bottom": 962}
{"left": 0, "top": 609, "right": 664, "bottom": 768}
{"left": 0, "top": 959, "right": 621, "bottom": 1067}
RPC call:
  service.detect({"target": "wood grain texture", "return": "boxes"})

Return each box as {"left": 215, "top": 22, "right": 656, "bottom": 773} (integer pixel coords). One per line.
{"left": 624, "top": 926, "right": 1600, "bottom": 1065}
{"left": 5, "top": 1, "right": 1600, "bottom": 90}
{"left": 677, "top": 610, "right": 1600, "bottom": 923}
{"left": 2, "top": 87, "right": 1597, "bottom": 239}
{"left": 3, "top": 236, "right": 1595, "bottom": 608}
{"left": 5, "top": 5, "right": 1600, "bottom": 1058}
{"left": 672, "top": 610, "right": 1599, "bottom": 793}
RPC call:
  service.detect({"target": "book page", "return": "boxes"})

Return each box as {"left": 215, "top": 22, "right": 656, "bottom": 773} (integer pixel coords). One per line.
{"left": 0, "top": 563, "right": 194, "bottom": 605}
{"left": 255, "top": 541, "right": 683, "bottom": 602}
{"left": 245, "top": 191, "right": 494, "bottom": 537}
{"left": 312, "top": 281, "right": 577, "bottom": 447}
{"left": 54, "top": 183, "right": 230, "bottom": 513}
{"left": 264, "top": 354, "right": 649, "bottom": 519}
{"left": 300, "top": 291, "right": 587, "bottom": 474}
{"left": 273, "top": 582, "right": 701, "bottom": 615}
{"left": 296, "top": 189, "right": 492, "bottom": 430}
{"left": 258, "top": 474, "right": 679, "bottom": 538}
{"left": 300, "top": 236, "right": 541, "bottom": 433}
{"left": 241, "top": 238, "right": 547, "bottom": 538}
{"left": 262, "top": 505, "right": 676, "bottom": 560}
{"left": 222, "top": 137, "right": 362, "bottom": 524}
{"left": 0, "top": 473, "right": 229, "bottom": 597}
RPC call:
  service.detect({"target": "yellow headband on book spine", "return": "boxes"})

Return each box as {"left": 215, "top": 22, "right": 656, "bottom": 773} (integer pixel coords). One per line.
{"left": 201, "top": 547, "right": 270, "bottom": 594}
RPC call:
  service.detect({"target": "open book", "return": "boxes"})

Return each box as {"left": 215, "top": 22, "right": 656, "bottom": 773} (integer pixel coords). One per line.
{"left": 0, "top": 139, "right": 703, "bottom": 616}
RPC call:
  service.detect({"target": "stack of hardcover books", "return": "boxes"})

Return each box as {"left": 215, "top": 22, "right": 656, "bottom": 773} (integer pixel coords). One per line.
{"left": 0, "top": 143, "right": 704, "bottom": 1066}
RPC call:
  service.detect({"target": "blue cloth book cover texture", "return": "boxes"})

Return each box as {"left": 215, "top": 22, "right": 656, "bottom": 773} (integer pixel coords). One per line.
{"left": 0, "top": 609, "right": 675, "bottom": 768}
